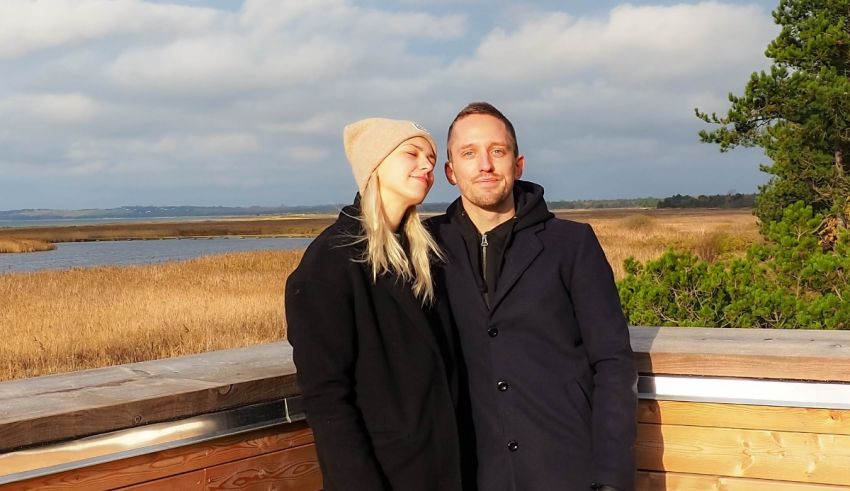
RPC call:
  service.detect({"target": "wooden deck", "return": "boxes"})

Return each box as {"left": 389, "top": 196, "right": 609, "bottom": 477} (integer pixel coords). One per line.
{"left": 1, "top": 327, "right": 849, "bottom": 490}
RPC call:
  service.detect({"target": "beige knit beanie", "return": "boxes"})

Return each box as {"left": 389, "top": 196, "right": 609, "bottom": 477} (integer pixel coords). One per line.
{"left": 343, "top": 118, "right": 437, "bottom": 193}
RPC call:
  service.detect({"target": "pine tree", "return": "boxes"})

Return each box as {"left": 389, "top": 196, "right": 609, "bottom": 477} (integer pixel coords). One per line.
{"left": 696, "top": 0, "right": 850, "bottom": 239}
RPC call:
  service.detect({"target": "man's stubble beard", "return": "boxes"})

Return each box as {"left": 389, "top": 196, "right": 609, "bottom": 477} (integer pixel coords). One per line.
{"left": 460, "top": 181, "right": 512, "bottom": 210}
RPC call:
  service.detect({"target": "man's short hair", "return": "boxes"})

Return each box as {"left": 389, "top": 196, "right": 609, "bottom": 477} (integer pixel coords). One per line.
{"left": 446, "top": 102, "right": 518, "bottom": 161}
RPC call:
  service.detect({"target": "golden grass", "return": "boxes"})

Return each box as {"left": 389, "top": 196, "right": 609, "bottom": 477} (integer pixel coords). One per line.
{"left": 0, "top": 238, "right": 56, "bottom": 253}
{"left": 0, "top": 216, "right": 335, "bottom": 243}
{"left": 556, "top": 208, "right": 761, "bottom": 280}
{"left": 0, "top": 208, "right": 761, "bottom": 381}
{"left": 0, "top": 250, "right": 303, "bottom": 381}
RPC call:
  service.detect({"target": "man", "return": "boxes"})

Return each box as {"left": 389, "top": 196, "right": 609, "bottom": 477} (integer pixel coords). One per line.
{"left": 428, "top": 102, "right": 637, "bottom": 491}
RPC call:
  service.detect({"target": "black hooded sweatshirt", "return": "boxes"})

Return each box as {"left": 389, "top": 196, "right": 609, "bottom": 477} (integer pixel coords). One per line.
{"left": 451, "top": 180, "right": 554, "bottom": 309}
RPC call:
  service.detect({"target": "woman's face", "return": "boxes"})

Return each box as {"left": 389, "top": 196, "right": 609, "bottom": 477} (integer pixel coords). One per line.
{"left": 376, "top": 136, "right": 436, "bottom": 209}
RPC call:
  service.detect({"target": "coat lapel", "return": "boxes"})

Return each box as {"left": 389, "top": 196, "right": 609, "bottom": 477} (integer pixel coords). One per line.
{"left": 378, "top": 274, "right": 441, "bottom": 356}
{"left": 490, "top": 223, "right": 544, "bottom": 312}
{"left": 441, "top": 221, "right": 489, "bottom": 313}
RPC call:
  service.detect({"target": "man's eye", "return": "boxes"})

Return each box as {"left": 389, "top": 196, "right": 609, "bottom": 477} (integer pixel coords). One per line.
{"left": 492, "top": 148, "right": 505, "bottom": 157}
{"left": 461, "top": 151, "right": 474, "bottom": 158}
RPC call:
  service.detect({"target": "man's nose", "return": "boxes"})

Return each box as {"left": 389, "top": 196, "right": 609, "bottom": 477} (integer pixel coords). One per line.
{"left": 477, "top": 153, "right": 495, "bottom": 172}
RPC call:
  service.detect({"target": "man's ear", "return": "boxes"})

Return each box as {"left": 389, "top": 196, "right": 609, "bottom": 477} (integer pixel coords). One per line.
{"left": 445, "top": 161, "right": 457, "bottom": 185}
{"left": 514, "top": 154, "right": 525, "bottom": 179}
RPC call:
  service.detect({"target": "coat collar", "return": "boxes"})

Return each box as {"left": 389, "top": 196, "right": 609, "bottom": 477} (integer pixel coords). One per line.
{"left": 439, "top": 219, "right": 490, "bottom": 313}
{"left": 440, "top": 199, "right": 546, "bottom": 314}
{"left": 488, "top": 222, "right": 544, "bottom": 311}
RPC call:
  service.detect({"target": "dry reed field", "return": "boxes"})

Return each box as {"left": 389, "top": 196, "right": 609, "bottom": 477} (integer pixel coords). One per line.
{"left": 0, "top": 209, "right": 759, "bottom": 381}
{"left": 558, "top": 208, "right": 761, "bottom": 279}
{"left": 0, "top": 238, "right": 55, "bottom": 253}
{"left": 0, "top": 216, "right": 335, "bottom": 243}
{"left": 0, "top": 250, "right": 303, "bottom": 381}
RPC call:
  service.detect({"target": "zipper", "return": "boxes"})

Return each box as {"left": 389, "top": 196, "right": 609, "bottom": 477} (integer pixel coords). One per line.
{"left": 481, "top": 233, "right": 489, "bottom": 308}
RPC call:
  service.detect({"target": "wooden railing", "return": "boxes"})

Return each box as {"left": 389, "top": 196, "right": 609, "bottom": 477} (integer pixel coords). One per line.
{"left": 0, "top": 344, "right": 316, "bottom": 490}
{"left": 1, "top": 327, "right": 849, "bottom": 490}
{"left": 630, "top": 327, "right": 850, "bottom": 490}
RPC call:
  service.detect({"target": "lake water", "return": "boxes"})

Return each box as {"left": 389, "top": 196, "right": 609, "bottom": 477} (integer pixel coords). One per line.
{"left": 0, "top": 237, "right": 313, "bottom": 273}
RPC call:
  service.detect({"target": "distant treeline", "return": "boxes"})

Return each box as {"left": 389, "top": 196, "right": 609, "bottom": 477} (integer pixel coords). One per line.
{"left": 1, "top": 193, "right": 756, "bottom": 220}
{"left": 548, "top": 198, "right": 659, "bottom": 209}
{"left": 656, "top": 193, "right": 756, "bottom": 209}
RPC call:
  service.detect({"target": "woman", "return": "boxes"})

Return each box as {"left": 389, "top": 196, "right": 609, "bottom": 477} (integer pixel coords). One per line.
{"left": 285, "top": 118, "right": 468, "bottom": 490}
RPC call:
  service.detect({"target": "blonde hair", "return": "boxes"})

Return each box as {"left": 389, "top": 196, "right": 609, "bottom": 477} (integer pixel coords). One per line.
{"left": 357, "top": 174, "right": 444, "bottom": 304}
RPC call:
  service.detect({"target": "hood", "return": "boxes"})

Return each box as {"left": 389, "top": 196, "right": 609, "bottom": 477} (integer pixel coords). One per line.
{"left": 512, "top": 180, "right": 554, "bottom": 231}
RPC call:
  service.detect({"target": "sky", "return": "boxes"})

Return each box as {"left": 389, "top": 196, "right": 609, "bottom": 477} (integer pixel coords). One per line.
{"left": 0, "top": 0, "right": 783, "bottom": 210}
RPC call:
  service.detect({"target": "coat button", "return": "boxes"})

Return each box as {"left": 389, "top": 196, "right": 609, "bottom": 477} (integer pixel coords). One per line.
{"left": 488, "top": 327, "right": 499, "bottom": 337}
{"left": 497, "top": 380, "right": 510, "bottom": 392}
{"left": 507, "top": 441, "right": 519, "bottom": 451}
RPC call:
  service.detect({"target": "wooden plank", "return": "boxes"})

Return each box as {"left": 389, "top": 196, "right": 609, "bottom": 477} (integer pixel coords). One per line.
{"left": 637, "top": 470, "right": 850, "bottom": 490}
{"left": 638, "top": 400, "right": 850, "bottom": 436}
{"left": 0, "top": 423, "right": 314, "bottom": 490}
{"left": 3, "top": 327, "right": 850, "bottom": 454}
{"left": 636, "top": 423, "right": 850, "bottom": 486}
{"left": 116, "top": 470, "right": 205, "bottom": 490}
{"left": 0, "top": 342, "right": 298, "bottom": 452}
{"left": 205, "top": 444, "right": 322, "bottom": 490}
{"left": 630, "top": 327, "right": 850, "bottom": 382}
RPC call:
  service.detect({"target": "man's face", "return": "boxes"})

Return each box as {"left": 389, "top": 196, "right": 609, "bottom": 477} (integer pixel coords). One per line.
{"left": 445, "top": 113, "right": 524, "bottom": 211}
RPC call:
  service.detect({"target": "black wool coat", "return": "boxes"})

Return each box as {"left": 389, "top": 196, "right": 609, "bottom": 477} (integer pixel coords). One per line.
{"left": 285, "top": 200, "right": 467, "bottom": 491}
{"left": 427, "top": 182, "right": 638, "bottom": 491}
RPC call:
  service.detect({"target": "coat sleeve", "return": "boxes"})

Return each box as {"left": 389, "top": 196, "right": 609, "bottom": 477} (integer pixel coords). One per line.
{"left": 285, "top": 273, "right": 389, "bottom": 491}
{"left": 566, "top": 223, "right": 637, "bottom": 491}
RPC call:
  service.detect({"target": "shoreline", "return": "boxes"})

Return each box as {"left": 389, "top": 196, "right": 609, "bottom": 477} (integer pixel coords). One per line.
{"left": 0, "top": 216, "right": 336, "bottom": 244}
{"left": 0, "top": 234, "right": 317, "bottom": 254}
{"left": 51, "top": 233, "right": 319, "bottom": 242}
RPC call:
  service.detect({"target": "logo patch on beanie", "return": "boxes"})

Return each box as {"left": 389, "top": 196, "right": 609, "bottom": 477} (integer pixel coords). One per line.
{"left": 411, "top": 121, "right": 429, "bottom": 133}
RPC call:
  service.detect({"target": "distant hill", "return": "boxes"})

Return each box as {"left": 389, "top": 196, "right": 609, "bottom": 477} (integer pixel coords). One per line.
{"left": 0, "top": 205, "right": 342, "bottom": 221}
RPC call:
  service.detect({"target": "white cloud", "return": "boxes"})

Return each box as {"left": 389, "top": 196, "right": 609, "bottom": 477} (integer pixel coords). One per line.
{"left": 239, "top": 0, "right": 341, "bottom": 33}
{"left": 0, "top": 0, "right": 220, "bottom": 59}
{"left": 100, "top": 0, "right": 464, "bottom": 97}
{"left": 288, "top": 145, "right": 331, "bottom": 162}
{"left": 0, "top": 0, "right": 779, "bottom": 208}
{"left": 1, "top": 93, "right": 100, "bottom": 123}
{"left": 72, "top": 133, "right": 260, "bottom": 158}
{"left": 446, "top": 2, "right": 775, "bottom": 87}
{"left": 260, "top": 112, "right": 341, "bottom": 135}
{"left": 106, "top": 34, "right": 356, "bottom": 96}
{"left": 239, "top": 0, "right": 465, "bottom": 40}
{"left": 67, "top": 160, "right": 108, "bottom": 176}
